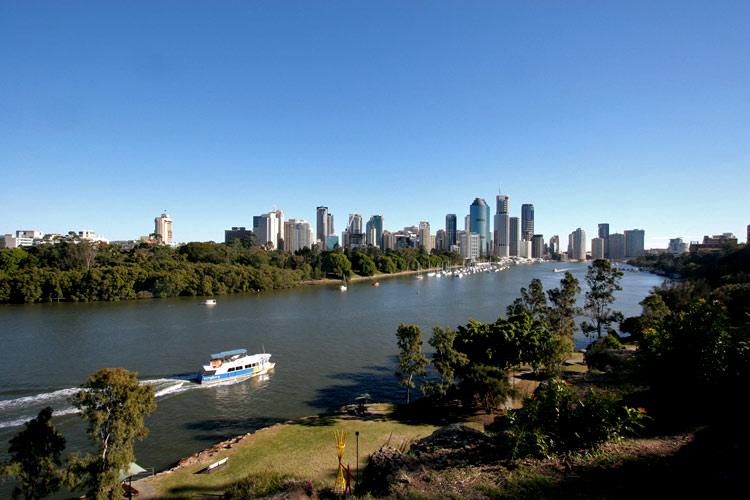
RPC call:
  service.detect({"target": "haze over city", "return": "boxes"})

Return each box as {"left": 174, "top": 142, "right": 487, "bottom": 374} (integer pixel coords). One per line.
{"left": 2, "top": 2, "right": 748, "bottom": 247}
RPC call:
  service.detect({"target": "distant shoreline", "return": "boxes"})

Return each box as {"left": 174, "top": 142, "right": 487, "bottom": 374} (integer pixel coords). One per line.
{"left": 300, "top": 267, "right": 443, "bottom": 286}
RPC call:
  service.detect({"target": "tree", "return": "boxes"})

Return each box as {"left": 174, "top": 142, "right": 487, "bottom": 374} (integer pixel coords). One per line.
{"left": 506, "top": 278, "right": 548, "bottom": 321}
{"left": 2, "top": 407, "right": 66, "bottom": 500}
{"left": 543, "top": 272, "right": 581, "bottom": 372}
{"left": 637, "top": 299, "right": 741, "bottom": 397}
{"left": 422, "top": 326, "right": 467, "bottom": 399}
{"left": 72, "top": 368, "right": 155, "bottom": 500}
{"left": 547, "top": 272, "right": 581, "bottom": 337}
{"left": 0, "top": 248, "right": 30, "bottom": 275}
{"left": 321, "top": 252, "right": 352, "bottom": 279}
{"left": 395, "top": 324, "right": 430, "bottom": 404}
{"left": 581, "top": 259, "right": 624, "bottom": 339}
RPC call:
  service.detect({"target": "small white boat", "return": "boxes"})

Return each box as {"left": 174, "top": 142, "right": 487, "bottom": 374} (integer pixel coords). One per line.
{"left": 199, "top": 349, "right": 274, "bottom": 384}
{"left": 202, "top": 299, "right": 217, "bottom": 305}
{"left": 340, "top": 274, "right": 347, "bottom": 291}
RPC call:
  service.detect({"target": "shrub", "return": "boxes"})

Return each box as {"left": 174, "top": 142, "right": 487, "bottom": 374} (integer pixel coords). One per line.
{"left": 491, "top": 379, "right": 648, "bottom": 458}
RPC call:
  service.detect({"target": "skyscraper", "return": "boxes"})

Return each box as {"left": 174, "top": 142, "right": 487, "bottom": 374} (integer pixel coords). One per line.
{"left": 253, "top": 208, "right": 284, "bottom": 249}
{"left": 598, "top": 223, "right": 610, "bottom": 258}
{"left": 591, "top": 237, "right": 605, "bottom": 259}
{"left": 342, "top": 213, "right": 365, "bottom": 247}
{"left": 549, "top": 235, "right": 560, "bottom": 255}
{"left": 532, "top": 234, "right": 544, "bottom": 258}
{"left": 470, "top": 198, "right": 491, "bottom": 256}
{"left": 316, "top": 206, "right": 328, "bottom": 246}
{"left": 624, "top": 229, "right": 645, "bottom": 258}
{"left": 418, "top": 221, "right": 432, "bottom": 251}
{"left": 365, "top": 215, "right": 384, "bottom": 248}
{"left": 568, "top": 228, "right": 586, "bottom": 260}
{"left": 284, "top": 219, "right": 314, "bottom": 253}
{"left": 509, "top": 217, "right": 520, "bottom": 257}
{"left": 154, "top": 213, "right": 172, "bottom": 245}
{"left": 493, "top": 192, "right": 510, "bottom": 257}
{"left": 445, "top": 214, "right": 457, "bottom": 248}
{"left": 608, "top": 233, "right": 626, "bottom": 260}
{"left": 521, "top": 204, "right": 534, "bottom": 241}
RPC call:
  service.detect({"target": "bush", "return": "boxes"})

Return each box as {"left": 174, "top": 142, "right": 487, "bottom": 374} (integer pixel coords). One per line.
{"left": 222, "top": 471, "right": 290, "bottom": 500}
{"left": 585, "top": 337, "right": 631, "bottom": 372}
{"left": 491, "top": 379, "right": 648, "bottom": 458}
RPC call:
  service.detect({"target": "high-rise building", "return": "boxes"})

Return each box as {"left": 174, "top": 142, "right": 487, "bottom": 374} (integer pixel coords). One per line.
{"left": 509, "top": 217, "right": 520, "bottom": 257}
{"left": 225, "top": 226, "right": 252, "bottom": 244}
{"left": 253, "top": 208, "right": 284, "bottom": 249}
{"left": 349, "top": 213, "right": 362, "bottom": 234}
{"left": 598, "top": 223, "right": 610, "bottom": 258}
{"left": 327, "top": 213, "right": 334, "bottom": 236}
{"left": 154, "top": 213, "right": 173, "bottom": 245}
{"left": 608, "top": 233, "right": 626, "bottom": 260}
{"left": 459, "top": 231, "right": 480, "bottom": 261}
{"left": 532, "top": 234, "right": 544, "bottom": 259}
{"left": 342, "top": 213, "right": 365, "bottom": 248}
{"left": 493, "top": 193, "right": 510, "bottom": 257}
{"left": 470, "top": 198, "right": 491, "bottom": 256}
{"left": 518, "top": 239, "right": 532, "bottom": 258}
{"left": 382, "top": 230, "right": 395, "bottom": 250}
{"left": 624, "top": 229, "right": 645, "bottom": 258}
{"left": 445, "top": 214, "right": 457, "bottom": 248}
{"left": 435, "top": 229, "right": 448, "bottom": 251}
{"left": 316, "top": 206, "right": 328, "bottom": 246}
{"left": 521, "top": 204, "right": 534, "bottom": 241}
{"left": 284, "top": 219, "right": 314, "bottom": 253}
{"left": 418, "top": 221, "right": 432, "bottom": 251}
{"left": 365, "top": 215, "right": 384, "bottom": 248}
{"left": 591, "top": 237, "right": 605, "bottom": 259}
{"left": 568, "top": 228, "right": 586, "bottom": 260}
{"left": 549, "top": 235, "right": 560, "bottom": 255}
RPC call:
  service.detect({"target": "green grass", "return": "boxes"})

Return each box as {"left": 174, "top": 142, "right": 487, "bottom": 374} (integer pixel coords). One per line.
{"left": 147, "top": 404, "right": 441, "bottom": 499}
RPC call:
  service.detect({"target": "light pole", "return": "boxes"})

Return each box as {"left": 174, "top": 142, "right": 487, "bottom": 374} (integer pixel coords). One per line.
{"left": 355, "top": 431, "right": 360, "bottom": 485}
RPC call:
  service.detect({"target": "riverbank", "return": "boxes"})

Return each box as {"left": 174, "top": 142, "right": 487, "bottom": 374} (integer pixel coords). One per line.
{"left": 300, "top": 266, "right": 449, "bottom": 286}
{"left": 143, "top": 403, "right": 446, "bottom": 498}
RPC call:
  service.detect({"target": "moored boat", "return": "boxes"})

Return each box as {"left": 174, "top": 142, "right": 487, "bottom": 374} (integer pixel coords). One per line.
{"left": 199, "top": 349, "right": 274, "bottom": 384}
{"left": 202, "top": 299, "right": 217, "bottom": 305}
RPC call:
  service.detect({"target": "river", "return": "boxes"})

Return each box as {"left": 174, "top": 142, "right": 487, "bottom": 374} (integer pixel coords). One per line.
{"left": 0, "top": 261, "right": 664, "bottom": 495}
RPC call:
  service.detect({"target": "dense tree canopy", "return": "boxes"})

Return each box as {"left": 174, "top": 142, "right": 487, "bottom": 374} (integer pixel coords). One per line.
{"left": 2, "top": 407, "right": 66, "bottom": 500}
{"left": 0, "top": 240, "right": 462, "bottom": 303}
{"left": 72, "top": 368, "right": 156, "bottom": 500}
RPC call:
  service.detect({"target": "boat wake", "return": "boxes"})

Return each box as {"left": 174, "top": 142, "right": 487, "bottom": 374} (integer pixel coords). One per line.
{"left": 0, "top": 373, "right": 206, "bottom": 431}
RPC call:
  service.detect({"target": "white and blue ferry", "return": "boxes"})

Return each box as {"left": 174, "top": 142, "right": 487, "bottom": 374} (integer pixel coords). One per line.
{"left": 199, "top": 349, "right": 275, "bottom": 384}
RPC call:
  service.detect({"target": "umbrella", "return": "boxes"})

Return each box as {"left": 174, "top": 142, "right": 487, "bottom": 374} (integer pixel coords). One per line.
{"left": 118, "top": 462, "right": 147, "bottom": 482}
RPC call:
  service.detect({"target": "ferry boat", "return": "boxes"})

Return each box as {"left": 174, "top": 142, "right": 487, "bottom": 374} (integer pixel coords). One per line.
{"left": 199, "top": 349, "right": 274, "bottom": 384}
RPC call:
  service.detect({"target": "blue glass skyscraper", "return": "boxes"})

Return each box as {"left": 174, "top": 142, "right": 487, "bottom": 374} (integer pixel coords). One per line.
{"left": 445, "top": 214, "right": 457, "bottom": 248}
{"left": 470, "top": 198, "right": 490, "bottom": 256}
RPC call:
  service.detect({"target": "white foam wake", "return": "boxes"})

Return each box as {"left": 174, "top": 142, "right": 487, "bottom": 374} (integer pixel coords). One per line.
{"left": 0, "top": 374, "right": 201, "bottom": 431}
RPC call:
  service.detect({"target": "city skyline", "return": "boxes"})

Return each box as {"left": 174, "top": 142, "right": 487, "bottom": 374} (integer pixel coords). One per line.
{"left": 2, "top": 2, "right": 748, "bottom": 246}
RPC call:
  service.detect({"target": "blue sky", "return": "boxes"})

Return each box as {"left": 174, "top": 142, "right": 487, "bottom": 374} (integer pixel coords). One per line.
{"left": 2, "top": 1, "right": 748, "bottom": 248}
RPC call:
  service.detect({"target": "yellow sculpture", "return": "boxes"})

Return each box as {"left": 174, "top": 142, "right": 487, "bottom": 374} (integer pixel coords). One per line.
{"left": 333, "top": 430, "right": 347, "bottom": 495}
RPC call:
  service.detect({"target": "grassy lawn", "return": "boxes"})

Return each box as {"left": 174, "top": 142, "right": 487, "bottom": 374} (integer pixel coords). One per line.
{"left": 147, "top": 404, "right": 443, "bottom": 499}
